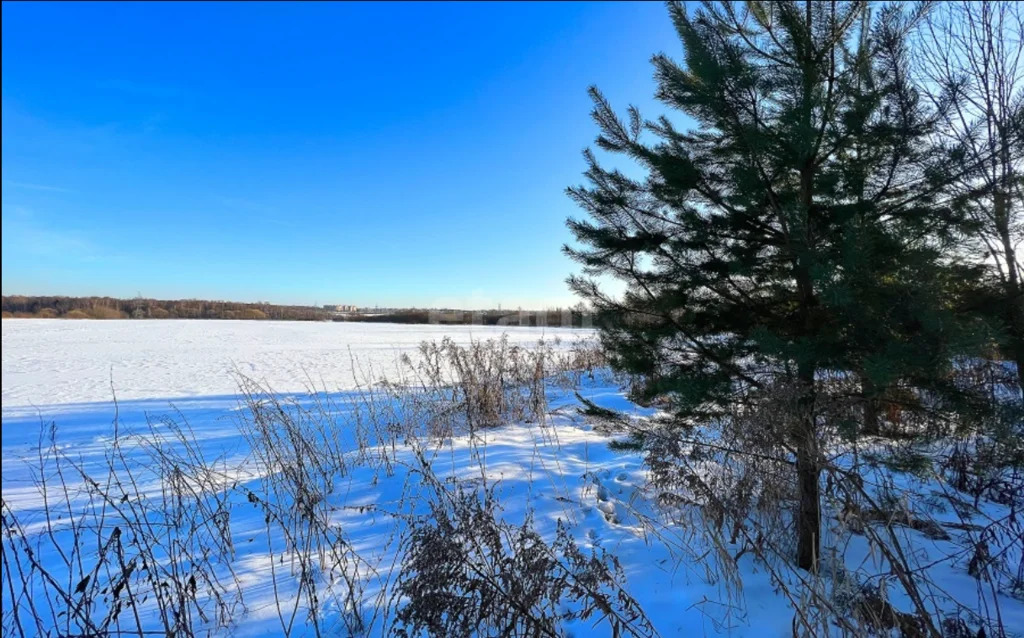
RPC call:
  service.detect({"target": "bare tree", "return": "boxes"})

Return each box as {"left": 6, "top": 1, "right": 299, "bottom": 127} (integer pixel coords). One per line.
{"left": 922, "top": 0, "right": 1024, "bottom": 393}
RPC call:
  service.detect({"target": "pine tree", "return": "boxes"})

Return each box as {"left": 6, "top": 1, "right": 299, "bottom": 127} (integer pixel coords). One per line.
{"left": 566, "top": 1, "right": 984, "bottom": 571}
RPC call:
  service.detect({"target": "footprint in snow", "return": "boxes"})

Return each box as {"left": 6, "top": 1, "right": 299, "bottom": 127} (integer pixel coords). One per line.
{"left": 597, "top": 500, "right": 620, "bottom": 525}
{"left": 593, "top": 483, "right": 620, "bottom": 524}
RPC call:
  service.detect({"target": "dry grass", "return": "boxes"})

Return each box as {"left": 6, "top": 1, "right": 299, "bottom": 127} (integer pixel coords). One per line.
{"left": 1, "top": 336, "right": 638, "bottom": 638}
{"left": 3, "top": 337, "right": 1017, "bottom": 637}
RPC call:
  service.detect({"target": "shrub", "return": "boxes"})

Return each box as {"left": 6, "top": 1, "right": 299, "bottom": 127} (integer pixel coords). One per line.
{"left": 64, "top": 309, "right": 90, "bottom": 319}
{"left": 392, "top": 469, "right": 654, "bottom": 638}
{"left": 88, "top": 306, "right": 127, "bottom": 319}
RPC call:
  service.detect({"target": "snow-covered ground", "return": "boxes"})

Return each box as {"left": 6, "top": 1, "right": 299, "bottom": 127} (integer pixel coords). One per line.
{"left": 1, "top": 319, "right": 588, "bottom": 411}
{"left": 2, "top": 320, "right": 1022, "bottom": 636}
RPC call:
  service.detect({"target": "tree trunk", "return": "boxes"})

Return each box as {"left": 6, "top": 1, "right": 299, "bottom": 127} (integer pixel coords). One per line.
{"left": 796, "top": 440, "right": 821, "bottom": 572}
{"left": 1012, "top": 331, "right": 1024, "bottom": 402}
{"left": 795, "top": 363, "right": 820, "bottom": 572}
{"left": 1008, "top": 289, "right": 1024, "bottom": 400}
{"left": 793, "top": 0, "right": 821, "bottom": 572}
{"left": 861, "top": 376, "right": 880, "bottom": 436}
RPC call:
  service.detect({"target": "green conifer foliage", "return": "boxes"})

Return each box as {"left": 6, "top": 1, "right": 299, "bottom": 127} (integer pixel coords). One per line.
{"left": 566, "top": 1, "right": 986, "bottom": 571}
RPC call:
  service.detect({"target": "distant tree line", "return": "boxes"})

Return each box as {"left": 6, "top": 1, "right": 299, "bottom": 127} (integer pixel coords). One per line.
{"left": 1, "top": 296, "right": 330, "bottom": 321}
{"left": 1, "top": 296, "right": 593, "bottom": 326}
{"left": 335, "top": 308, "right": 593, "bottom": 328}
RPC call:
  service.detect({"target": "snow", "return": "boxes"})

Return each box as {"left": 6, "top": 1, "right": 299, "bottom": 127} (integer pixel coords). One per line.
{"left": 2, "top": 320, "right": 1022, "bottom": 636}
{"left": 1, "top": 319, "right": 588, "bottom": 411}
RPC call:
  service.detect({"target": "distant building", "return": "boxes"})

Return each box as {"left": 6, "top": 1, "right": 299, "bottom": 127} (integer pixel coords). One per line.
{"left": 323, "top": 304, "right": 358, "bottom": 313}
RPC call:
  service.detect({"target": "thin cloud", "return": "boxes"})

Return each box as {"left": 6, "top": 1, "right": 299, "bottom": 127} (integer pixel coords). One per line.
{"left": 3, "top": 180, "right": 73, "bottom": 193}
{"left": 1, "top": 208, "right": 104, "bottom": 261}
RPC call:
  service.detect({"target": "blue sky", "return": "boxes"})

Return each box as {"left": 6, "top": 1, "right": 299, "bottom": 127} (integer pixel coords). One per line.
{"left": 2, "top": 1, "right": 681, "bottom": 309}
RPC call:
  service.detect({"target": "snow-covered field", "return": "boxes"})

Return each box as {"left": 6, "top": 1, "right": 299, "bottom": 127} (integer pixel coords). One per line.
{"left": 2, "top": 320, "right": 1022, "bottom": 637}
{"left": 1, "top": 319, "right": 588, "bottom": 411}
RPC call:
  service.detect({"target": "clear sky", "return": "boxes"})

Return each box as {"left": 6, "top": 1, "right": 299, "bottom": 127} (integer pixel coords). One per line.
{"left": 2, "top": 1, "right": 681, "bottom": 309}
